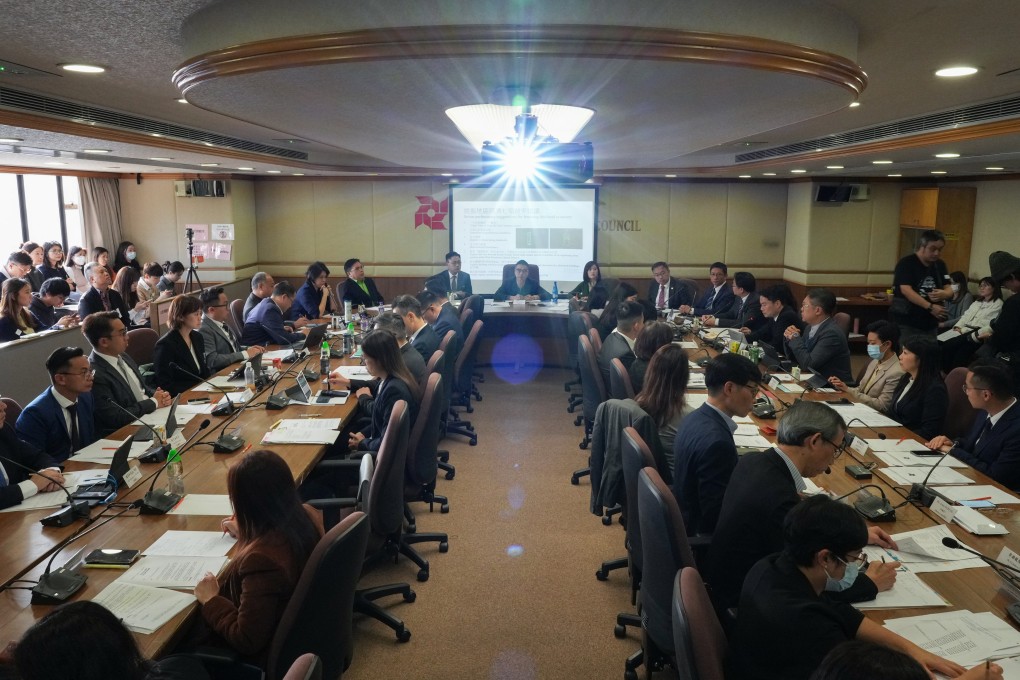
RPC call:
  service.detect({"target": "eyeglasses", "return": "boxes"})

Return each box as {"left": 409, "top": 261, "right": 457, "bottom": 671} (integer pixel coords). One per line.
{"left": 106, "top": 328, "right": 128, "bottom": 337}
{"left": 962, "top": 383, "right": 988, "bottom": 394}
{"left": 58, "top": 368, "right": 95, "bottom": 378}
{"left": 824, "top": 437, "right": 847, "bottom": 459}
{"left": 207, "top": 303, "right": 227, "bottom": 309}
{"left": 837, "top": 552, "right": 868, "bottom": 568}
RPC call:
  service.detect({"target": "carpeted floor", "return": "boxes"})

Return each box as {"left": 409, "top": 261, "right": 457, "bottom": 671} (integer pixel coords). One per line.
{"left": 342, "top": 367, "right": 643, "bottom": 680}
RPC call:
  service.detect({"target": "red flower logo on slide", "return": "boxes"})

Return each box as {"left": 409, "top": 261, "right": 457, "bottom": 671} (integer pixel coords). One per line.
{"left": 414, "top": 196, "right": 448, "bottom": 230}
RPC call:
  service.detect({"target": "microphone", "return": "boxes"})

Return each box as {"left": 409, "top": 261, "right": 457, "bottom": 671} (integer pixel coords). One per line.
{"left": 831, "top": 483, "right": 896, "bottom": 522}
{"left": 688, "top": 347, "right": 712, "bottom": 368}
{"left": 942, "top": 536, "right": 1020, "bottom": 577}
{"left": 103, "top": 397, "right": 168, "bottom": 463}
{"left": 907, "top": 439, "right": 960, "bottom": 508}
{"left": 258, "top": 321, "right": 303, "bottom": 352}
{"left": 169, "top": 362, "right": 235, "bottom": 416}
{"left": 843, "top": 417, "right": 887, "bottom": 441}
{"left": 139, "top": 419, "right": 211, "bottom": 515}
{"left": 0, "top": 453, "right": 90, "bottom": 527}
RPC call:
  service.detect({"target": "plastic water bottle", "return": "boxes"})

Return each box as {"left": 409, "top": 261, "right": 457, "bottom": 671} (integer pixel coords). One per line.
{"left": 244, "top": 361, "right": 256, "bottom": 392}
{"left": 166, "top": 449, "right": 184, "bottom": 497}
{"left": 320, "top": 340, "right": 330, "bottom": 376}
{"left": 552, "top": 281, "right": 558, "bottom": 304}
{"left": 343, "top": 300, "right": 352, "bottom": 323}
{"left": 344, "top": 321, "right": 355, "bottom": 354}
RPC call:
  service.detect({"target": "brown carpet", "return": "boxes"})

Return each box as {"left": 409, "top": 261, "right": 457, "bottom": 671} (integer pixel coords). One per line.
{"left": 343, "top": 367, "right": 641, "bottom": 680}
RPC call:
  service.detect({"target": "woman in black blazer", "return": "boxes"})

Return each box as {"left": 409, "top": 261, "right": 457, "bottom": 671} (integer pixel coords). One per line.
{"left": 888, "top": 334, "right": 948, "bottom": 440}
{"left": 348, "top": 330, "right": 419, "bottom": 452}
{"left": 153, "top": 295, "right": 210, "bottom": 396}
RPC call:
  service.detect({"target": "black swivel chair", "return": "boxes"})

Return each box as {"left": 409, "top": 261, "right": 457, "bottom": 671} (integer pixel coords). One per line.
{"left": 404, "top": 372, "right": 449, "bottom": 533}
{"left": 573, "top": 332, "right": 607, "bottom": 462}
{"left": 426, "top": 350, "right": 455, "bottom": 480}
{"left": 459, "top": 293, "right": 485, "bottom": 392}
{"left": 609, "top": 357, "right": 636, "bottom": 399}
{"left": 673, "top": 567, "right": 727, "bottom": 680}
{"left": 566, "top": 311, "right": 593, "bottom": 412}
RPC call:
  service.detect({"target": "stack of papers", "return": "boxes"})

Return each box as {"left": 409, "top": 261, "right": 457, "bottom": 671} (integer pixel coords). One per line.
{"left": 853, "top": 568, "right": 949, "bottom": 609}
{"left": 865, "top": 525, "right": 988, "bottom": 572}
{"left": 92, "top": 581, "right": 195, "bottom": 634}
{"left": 168, "top": 494, "right": 234, "bottom": 516}
{"left": 139, "top": 406, "right": 191, "bottom": 427}
{"left": 144, "top": 530, "right": 236, "bottom": 557}
{"left": 191, "top": 375, "right": 247, "bottom": 392}
{"left": 333, "top": 365, "right": 372, "bottom": 381}
{"left": 931, "top": 485, "right": 1020, "bottom": 505}
{"left": 118, "top": 555, "right": 228, "bottom": 589}
{"left": 826, "top": 402, "right": 901, "bottom": 427}
{"left": 69, "top": 439, "right": 151, "bottom": 464}
{"left": 687, "top": 373, "right": 707, "bottom": 389}
{"left": 262, "top": 417, "right": 342, "bottom": 445}
{"left": 885, "top": 610, "right": 1020, "bottom": 667}
{"left": 878, "top": 466, "right": 972, "bottom": 486}
{"left": 674, "top": 341, "right": 698, "bottom": 349}
{"left": 733, "top": 423, "right": 772, "bottom": 449}
{"left": 262, "top": 349, "right": 296, "bottom": 362}
{"left": 0, "top": 469, "right": 105, "bottom": 512}
{"left": 685, "top": 393, "right": 708, "bottom": 410}
{"left": 866, "top": 439, "right": 968, "bottom": 468}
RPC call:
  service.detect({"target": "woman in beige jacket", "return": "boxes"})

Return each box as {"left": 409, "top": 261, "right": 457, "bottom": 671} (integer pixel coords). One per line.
{"left": 827, "top": 320, "right": 904, "bottom": 412}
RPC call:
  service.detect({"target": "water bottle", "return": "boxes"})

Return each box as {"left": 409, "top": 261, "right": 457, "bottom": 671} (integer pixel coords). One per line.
{"left": 343, "top": 300, "right": 352, "bottom": 323}
{"left": 320, "top": 340, "right": 330, "bottom": 376}
{"left": 750, "top": 341, "right": 761, "bottom": 364}
{"left": 344, "top": 321, "right": 355, "bottom": 354}
{"left": 244, "top": 361, "right": 256, "bottom": 392}
{"left": 551, "top": 281, "right": 558, "bottom": 304}
{"left": 166, "top": 449, "right": 184, "bottom": 497}
{"left": 359, "top": 312, "right": 370, "bottom": 333}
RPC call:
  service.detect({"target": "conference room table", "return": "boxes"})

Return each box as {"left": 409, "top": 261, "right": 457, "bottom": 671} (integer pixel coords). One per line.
{"left": 474, "top": 298, "right": 572, "bottom": 369}
{"left": 680, "top": 327, "right": 1020, "bottom": 629}
{"left": 0, "top": 338, "right": 361, "bottom": 658}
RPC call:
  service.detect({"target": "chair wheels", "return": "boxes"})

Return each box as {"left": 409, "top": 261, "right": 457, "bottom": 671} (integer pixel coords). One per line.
{"left": 445, "top": 470, "right": 456, "bottom": 480}
{"left": 571, "top": 475, "right": 581, "bottom": 485}
{"left": 404, "top": 590, "right": 417, "bottom": 603}
{"left": 624, "top": 670, "right": 637, "bottom": 680}
{"left": 417, "top": 569, "right": 430, "bottom": 582}
{"left": 596, "top": 568, "right": 609, "bottom": 581}
{"left": 407, "top": 522, "right": 417, "bottom": 534}
{"left": 602, "top": 515, "right": 612, "bottom": 526}
{"left": 614, "top": 624, "right": 626, "bottom": 639}
{"left": 574, "top": 415, "right": 584, "bottom": 426}
{"left": 439, "top": 541, "right": 449, "bottom": 553}
{"left": 397, "top": 628, "right": 412, "bottom": 643}
{"left": 469, "top": 438, "right": 477, "bottom": 446}
{"left": 579, "top": 440, "right": 588, "bottom": 450}
{"left": 441, "top": 503, "right": 450, "bottom": 513}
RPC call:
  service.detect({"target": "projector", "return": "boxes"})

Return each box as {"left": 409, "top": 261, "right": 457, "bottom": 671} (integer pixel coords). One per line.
{"left": 481, "top": 140, "right": 594, "bottom": 183}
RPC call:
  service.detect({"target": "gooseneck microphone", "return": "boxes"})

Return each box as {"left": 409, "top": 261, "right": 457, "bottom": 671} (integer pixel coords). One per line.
{"left": 832, "top": 483, "right": 896, "bottom": 522}
{"left": 169, "top": 362, "right": 235, "bottom": 416}
{"left": 103, "top": 397, "right": 167, "bottom": 461}
{"left": 942, "top": 537, "right": 1020, "bottom": 578}
{"left": 843, "top": 417, "right": 888, "bottom": 441}
{"left": 907, "top": 440, "right": 959, "bottom": 508}
{"left": 139, "top": 419, "right": 211, "bottom": 515}
{"left": 0, "top": 453, "right": 90, "bottom": 527}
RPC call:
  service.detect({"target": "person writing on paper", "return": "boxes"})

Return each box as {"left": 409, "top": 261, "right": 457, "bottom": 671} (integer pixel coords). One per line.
{"left": 328, "top": 312, "right": 427, "bottom": 391}
{"left": 927, "top": 360, "right": 1020, "bottom": 491}
{"left": 152, "top": 295, "right": 210, "bottom": 397}
{"left": 29, "top": 278, "right": 76, "bottom": 331}
{"left": 730, "top": 494, "right": 992, "bottom": 680}
{"left": 0, "top": 398, "right": 63, "bottom": 511}
{"left": 941, "top": 277, "right": 1003, "bottom": 371}
{"left": 347, "top": 331, "right": 420, "bottom": 453}
{"left": 158, "top": 261, "right": 185, "bottom": 293}
{"left": 192, "top": 450, "right": 323, "bottom": 666}
{"left": 493, "top": 260, "right": 551, "bottom": 302}
{"left": 887, "top": 335, "right": 948, "bottom": 440}
{"left": 291, "top": 261, "right": 334, "bottom": 320}
{"left": 828, "top": 321, "right": 904, "bottom": 413}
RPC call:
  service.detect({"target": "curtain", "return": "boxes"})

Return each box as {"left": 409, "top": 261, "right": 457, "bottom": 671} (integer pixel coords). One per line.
{"left": 78, "top": 177, "right": 122, "bottom": 252}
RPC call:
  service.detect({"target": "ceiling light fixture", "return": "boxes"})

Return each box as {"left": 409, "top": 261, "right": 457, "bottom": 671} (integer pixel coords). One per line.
{"left": 266, "top": 170, "right": 281, "bottom": 174}
{"left": 83, "top": 149, "right": 110, "bottom": 154}
{"left": 446, "top": 102, "right": 594, "bottom": 151}
{"left": 738, "top": 175, "right": 751, "bottom": 178}
{"left": 934, "top": 153, "right": 960, "bottom": 158}
{"left": 0, "top": 137, "right": 24, "bottom": 143}
{"left": 935, "top": 66, "right": 978, "bottom": 77}
{"left": 931, "top": 170, "right": 948, "bottom": 174}
{"left": 826, "top": 165, "right": 844, "bottom": 169}
{"left": 149, "top": 157, "right": 171, "bottom": 161}
{"left": 200, "top": 163, "right": 219, "bottom": 167}
{"left": 986, "top": 166, "right": 1005, "bottom": 171}
{"left": 665, "top": 174, "right": 676, "bottom": 178}
{"left": 790, "top": 169, "right": 807, "bottom": 173}
{"left": 177, "top": 98, "right": 188, "bottom": 104}
{"left": 237, "top": 167, "right": 254, "bottom": 170}
{"left": 150, "top": 133, "right": 162, "bottom": 137}
{"left": 848, "top": 102, "right": 861, "bottom": 108}
{"left": 292, "top": 173, "right": 305, "bottom": 176}
{"left": 60, "top": 63, "right": 105, "bottom": 74}
{"left": 872, "top": 160, "right": 893, "bottom": 165}
{"left": 763, "top": 172, "right": 776, "bottom": 176}
{"left": 888, "top": 174, "right": 902, "bottom": 177}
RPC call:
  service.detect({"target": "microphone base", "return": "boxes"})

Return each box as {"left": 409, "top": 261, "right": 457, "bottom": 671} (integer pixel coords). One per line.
{"left": 211, "top": 402, "right": 234, "bottom": 417}
{"left": 752, "top": 402, "right": 776, "bottom": 419}
{"left": 139, "top": 489, "right": 182, "bottom": 515}
{"left": 266, "top": 394, "right": 290, "bottom": 410}
{"left": 39, "top": 500, "right": 91, "bottom": 527}
{"left": 845, "top": 464, "right": 873, "bottom": 480}
{"left": 212, "top": 434, "right": 245, "bottom": 453}
{"left": 907, "top": 483, "right": 949, "bottom": 508}
{"left": 31, "top": 567, "right": 87, "bottom": 604}
{"left": 854, "top": 495, "right": 896, "bottom": 522}
{"left": 138, "top": 442, "right": 169, "bottom": 464}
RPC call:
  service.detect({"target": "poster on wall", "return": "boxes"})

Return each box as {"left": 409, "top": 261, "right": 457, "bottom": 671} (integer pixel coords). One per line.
{"left": 212, "top": 224, "right": 234, "bottom": 241}
{"left": 186, "top": 224, "right": 209, "bottom": 241}
{"left": 192, "top": 242, "right": 212, "bottom": 261}
{"left": 212, "top": 243, "right": 233, "bottom": 261}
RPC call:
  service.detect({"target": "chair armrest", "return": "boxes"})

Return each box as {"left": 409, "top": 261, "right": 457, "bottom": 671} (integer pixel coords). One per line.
{"left": 306, "top": 496, "right": 358, "bottom": 509}
{"left": 690, "top": 534, "right": 712, "bottom": 549}
{"left": 313, "top": 459, "right": 361, "bottom": 470}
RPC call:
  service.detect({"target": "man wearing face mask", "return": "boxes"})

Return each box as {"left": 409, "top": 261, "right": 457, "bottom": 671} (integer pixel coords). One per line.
{"left": 705, "top": 400, "right": 898, "bottom": 613}
{"left": 730, "top": 495, "right": 993, "bottom": 680}
{"left": 827, "top": 320, "right": 905, "bottom": 413}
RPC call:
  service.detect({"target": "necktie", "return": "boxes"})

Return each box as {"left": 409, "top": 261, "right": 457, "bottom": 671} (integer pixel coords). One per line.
{"left": 451, "top": 273, "right": 458, "bottom": 292}
{"left": 862, "top": 364, "right": 881, "bottom": 394}
{"left": 705, "top": 288, "right": 717, "bottom": 310}
{"left": 976, "top": 417, "right": 993, "bottom": 447}
{"left": 100, "top": 291, "right": 111, "bottom": 311}
{"left": 66, "top": 403, "right": 81, "bottom": 453}
{"left": 656, "top": 285, "right": 665, "bottom": 308}
{"left": 118, "top": 357, "right": 145, "bottom": 401}
{"left": 222, "top": 322, "right": 239, "bottom": 352}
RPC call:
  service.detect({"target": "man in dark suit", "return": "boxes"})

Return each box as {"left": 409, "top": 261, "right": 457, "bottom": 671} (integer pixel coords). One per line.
{"left": 0, "top": 399, "right": 64, "bottom": 510}
{"left": 329, "top": 311, "right": 428, "bottom": 390}
{"left": 706, "top": 401, "right": 897, "bottom": 611}
{"left": 493, "top": 260, "right": 551, "bottom": 301}
{"left": 83, "top": 312, "right": 173, "bottom": 437}
{"left": 783, "top": 287, "right": 853, "bottom": 383}
{"left": 77, "top": 261, "right": 131, "bottom": 326}
{"left": 597, "top": 300, "right": 643, "bottom": 388}
{"left": 928, "top": 360, "right": 1020, "bottom": 490}
{"left": 705, "top": 271, "right": 766, "bottom": 332}
{"left": 199, "top": 287, "right": 266, "bottom": 371}
{"left": 671, "top": 353, "right": 761, "bottom": 535}
{"left": 0, "top": 250, "right": 33, "bottom": 286}
{"left": 241, "top": 281, "right": 306, "bottom": 347}
{"left": 426, "top": 251, "right": 472, "bottom": 301}
{"left": 394, "top": 294, "right": 439, "bottom": 363}
{"left": 419, "top": 287, "right": 464, "bottom": 360}
{"left": 16, "top": 346, "right": 97, "bottom": 462}
{"left": 679, "top": 261, "right": 735, "bottom": 317}
{"left": 746, "top": 283, "right": 802, "bottom": 348}
{"left": 647, "top": 261, "right": 693, "bottom": 311}
{"left": 339, "top": 258, "right": 384, "bottom": 308}
{"left": 29, "top": 278, "right": 76, "bottom": 331}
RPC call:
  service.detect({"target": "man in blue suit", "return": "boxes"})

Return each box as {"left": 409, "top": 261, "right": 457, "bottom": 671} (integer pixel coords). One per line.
{"left": 241, "top": 281, "right": 306, "bottom": 347}
{"left": 679, "top": 261, "right": 735, "bottom": 317}
{"left": 16, "top": 346, "right": 97, "bottom": 462}
{"left": 928, "top": 360, "right": 1020, "bottom": 490}
{"left": 671, "top": 352, "right": 761, "bottom": 535}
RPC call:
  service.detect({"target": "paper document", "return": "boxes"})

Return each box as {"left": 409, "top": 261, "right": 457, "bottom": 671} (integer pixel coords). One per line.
{"left": 69, "top": 439, "right": 151, "bottom": 464}
{"left": 802, "top": 477, "right": 826, "bottom": 496}
{"left": 734, "top": 424, "right": 761, "bottom": 436}
{"left": 884, "top": 610, "right": 1020, "bottom": 668}
{"left": 294, "top": 390, "right": 349, "bottom": 406}
{"left": 0, "top": 469, "right": 106, "bottom": 512}
{"left": 333, "top": 365, "right": 372, "bottom": 380}
{"left": 139, "top": 406, "right": 190, "bottom": 427}
{"left": 938, "top": 328, "right": 966, "bottom": 342}
{"left": 932, "top": 485, "right": 1020, "bottom": 505}
{"left": 734, "top": 434, "right": 773, "bottom": 449}
{"left": 872, "top": 450, "right": 968, "bottom": 469}
{"left": 866, "top": 525, "right": 988, "bottom": 573}
{"left": 853, "top": 568, "right": 948, "bottom": 609}
{"left": 91, "top": 581, "right": 196, "bottom": 634}
{"left": 778, "top": 383, "right": 806, "bottom": 393}
{"left": 684, "top": 393, "right": 708, "bottom": 409}
{"left": 686, "top": 374, "right": 707, "bottom": 388}
{"left": 192, "top": 376, "right": 246, "bottom": 392}
{"left": 168, "top": 494, "right": 233, "bottom": 516}
{"left": 878, "top": 466, "right": 972, "bottom": 486}
{"left": 118, "top": 555, "right": 228, "bottom": 589}
{"left": 825, "top": 403, "right": 902, "bottom": 427}
{"left": 262, "top": 349, "right": 296, "bottom": 362}
{"left": 675, "top": 341, "right": 698, "bottom": 349}
{"left": 143, "top": 530, "right": 236, "bottom": 557}
{"left": 262, "top": 418, "right": 342, "bottom": 445}
{"left": 866, "top": 438, "right": 930, "bottom": 452}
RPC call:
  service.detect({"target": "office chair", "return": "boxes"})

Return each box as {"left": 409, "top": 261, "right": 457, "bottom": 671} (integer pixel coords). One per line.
{"left": 459, "top": 294, "right": 485, "bottom": 390}
{"left": 609, "top": 357, "right": 636, "bottom": 399}
{"left": 451, "top": 319, "right": 483, "bottom": 414}
{"left": 282, "top": 654, "right": 322, "bottom": 680}
{"left": 125, "top": 327, "right": 158, "bottom": 366}
{"left": 588, "top": 326, "right": 602, "bottom": 353}
{"left": 426, "top": 350, "right": 455, "bottom": 480}
{"left": 500, "top": 262, "right": 541, "bottom": 285}
{"left": 833, "top": 311, "right": 852, "bottom": 337}
{"left": 944, "top": 366, "right": 979, "bottom": 440}
{"left": 404, "top": 373, "right": 450, "bottom": 534}
{"left": 674, "top": 567, "right": 727, "bottom": 680}
{"left": 1, "top": 397, "right": 23, "bottom": 423}
{"left": 228, "top": 298, "right": 245, "bottom": 336}
{"left": 565, "top": 310, "right": 592, "bottom": 398}
{"left": 573, "top": 333, "right": 607, "bottom": 460}
{"left": 439, "top": 328, "right": 477, "bottom": 446}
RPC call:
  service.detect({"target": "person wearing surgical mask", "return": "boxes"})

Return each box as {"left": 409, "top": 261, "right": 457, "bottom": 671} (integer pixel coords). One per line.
{"left": 66, "top": 246, "right": 88, "bottom": 292}
{"left": 827, "top": 320, "right": 905, "bottom": 413}
{"left": 731, "top": 494, "right": 990, "bottom": 680}
{"left": 938, "top": 270, "right": 974, "bottom": 331}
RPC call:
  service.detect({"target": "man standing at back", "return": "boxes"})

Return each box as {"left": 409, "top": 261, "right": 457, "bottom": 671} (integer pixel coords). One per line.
{"left": 679, "top": 262, "right": 734, "bottom": 317}
{"left": 597, "top": 300, "right": 643, "bottom": 387}
{"left": 647, "top": 261, "right": 692, "bottom": 311}
{"left": 890, "top": 229, "right": 952, "bottom": 340}
{"left": 783, "top": 288, "right": 853, "bottom": 383}
{"left": 427, "top": 251, "right": 472, "bottom": 301}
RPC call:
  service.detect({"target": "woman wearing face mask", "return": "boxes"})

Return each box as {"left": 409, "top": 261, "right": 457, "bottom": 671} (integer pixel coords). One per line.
{"left": 66, "top": 246, "right": 88, "bottom": 292}
{"left": 827, "top": 321, "right": 904, "bottom": 412}
{"left": 731, "top": 495, "right": 989, "bottom": 680}
{"left": 938, "top": 270, "right": 974, "bottom": 331}
{"left": 113, "top": 241, "right": 141, "bottom": 274}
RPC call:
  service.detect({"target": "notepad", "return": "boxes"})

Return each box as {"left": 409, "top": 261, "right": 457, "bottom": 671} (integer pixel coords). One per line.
{"left": 119, "top": 555, "right": 228, "bottom": 589}
{"left": 168, "top": 494, "right": 233, "bottom": 516}
{"left": 91, "top": 581, "right": 196, "bottom": 634}
{"left": 143, "top": 530, "right": 237, "bottom": 557}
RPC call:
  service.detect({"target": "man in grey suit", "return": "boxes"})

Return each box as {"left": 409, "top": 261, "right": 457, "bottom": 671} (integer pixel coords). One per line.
{"left": 199, "top": 287, "right": 265, "bottom": 371}
{"left": 597, "top": 300, "right": 644, "bottom": 387}
{"left": 83, "top": 311, "right": 173, "bottom": 437}
{"left": 783, "top": 288, "right": 852, "bottom": 383}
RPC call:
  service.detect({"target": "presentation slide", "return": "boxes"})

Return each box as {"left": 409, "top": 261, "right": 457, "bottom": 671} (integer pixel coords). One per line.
{"left": 449, "top": 185, "right": 597, "bottom": 295}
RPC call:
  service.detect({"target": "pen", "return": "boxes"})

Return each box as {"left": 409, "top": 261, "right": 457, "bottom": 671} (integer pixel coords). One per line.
{"left": 299, "top": 414, "right": 320, "bottom": 418}
{"left": 897, "top": 437, "right": 908, "bottom": 444}
{"left": 240, "top": 443, "right": 252, "bottom": 454}
{"left": 270, "top": 419, "right": 282, "bottom": 430}
{"left": 967, "top": 497, "right": 992, "bottom": 501}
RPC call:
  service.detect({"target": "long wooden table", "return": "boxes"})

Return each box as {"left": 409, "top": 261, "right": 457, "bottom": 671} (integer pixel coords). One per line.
{"left": 0, "top": 343, "right": 360, "bottom": 657}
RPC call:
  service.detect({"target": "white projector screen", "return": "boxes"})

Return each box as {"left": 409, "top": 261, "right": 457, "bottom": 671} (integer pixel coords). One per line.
{"left": 449, "top": 184, "right": 598, "bottom": 295}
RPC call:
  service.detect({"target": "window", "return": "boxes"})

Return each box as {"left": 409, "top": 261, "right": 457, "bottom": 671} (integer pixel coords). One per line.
{"left": 0, "top": 173, "right": 86, "bottom": 253}
{"left": 23, "top": 175, "right": 62, "bottom": 246}
{"left": 0, "top": 174, "right": 22, "bottom": 253}
{"left": 62, "top": 178, "right": 84, "bottom": 249}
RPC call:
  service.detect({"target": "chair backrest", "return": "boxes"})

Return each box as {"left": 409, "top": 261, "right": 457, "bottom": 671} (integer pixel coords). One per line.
{"left": 677, "top": 279, "right": 699, "bottom": 306}
{"left": 366, "top": 401, "right": 411, "bottom": 538}
{"left": 622, "top": 427, "right": 656, "bottom": 574}
{"left": 588, "top": 326, "right": 602, "bottom": 353}
{"left": 454, "top": 319, "right": 483, "bottom": 389}
{"left": 458, "top": 308, "right": 474, "bottom": 337}
{"left": 944, "top": 366, "right": 979, "bottom": 440}
{"left": 406, "top": 373, "right": 442, "bottom": 486}
{"left": 425, "top": 349, "right": 445, "bottom": 380}
{"left": 578, "top": 334, "right": 607, "bottom": 420}
{"left": 678, "top": 566, "right": 727, "bottom": 680}
{"left": 609, "top": 357, "right": 636, "bottom": 399}
{"left": 282, "top": 654, "right": 322, "bottom": 680}
{"left": 638, "top": 466, "right": 696, "bottom": 655}
{"left": 1, "top": 397, "right": 23, "bottom": 423}
{"left": 501, "top": 263, "right": 540, "bottom": 285}
{"left": 265, "top": 512, "right": 369, "bottom": 680}
{"left": 566, "top": 311, "right": 591, "bottom": 366}
{"left": 125, "top": 327, "right": 159, "bottom": 366}
{"left": 833, "top": 312, "right": 852, "bottom": 337}
{"left": 671, "top": 571, "right": 697, "bottom": 680}
{"left": 227, "top": 298, "right": 245, "bottom": 336}
{"left": 436, "top": 330, "right": 456, "bottom": 402}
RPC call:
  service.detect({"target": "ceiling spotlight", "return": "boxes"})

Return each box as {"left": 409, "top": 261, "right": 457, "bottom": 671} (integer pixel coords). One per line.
{"left": 935, "top": 66, "right": 978, "bottom": 77}
{"left": 292, "top": 173, "right": 305, "bottom": 176}
{"left": 888, "top": 174, "right": 902, "bottom": 177}
{"left": 665, "top": 174, "right": 677, "bottom": 178}
{"left": 60, "top": 63, "right": 105, "bottom": 74}
{"left": 237, "top": 167, "right": 254, "bottom": 170}
{"left": 176, "top": 99, "right": 188, "bottom": 104}
{"left": 763, "top": 172, "right": 777, "bottom": 176}
{"left": 441, "top": 173, "right": 453, "bottom": 177}
{"left": 149, "top": 157, "right": 172, "bottom": 161}
{"left": 738, "top": 175, "right": 751, "bottom": 178}
{"left": 986, "top": 166, "right": 1005, "bottom": 171}
{"left": 790, "top": 169, "right": 807, "bottom": 173}
{"left": 826, "top": 165, "right": 844, "bottom": 169}
{"left": 83, "top": 149, "right": 110, "bottom": 154}
{"left": 931, "top": 170, "right": 948, "bottom": 174}
{"left": 266, "top": 170, "right": 281, "bottom": 174}
{"left": 872, "top": 160, "right": 893, "bottom": 165}
{"left": 848, "top": 102, "right": 861, "bottom": 108}
{"left": 934, "top": 153, "right": 960, "bottom": 158}
{"left": 200, "top": 163, "right": 219, "bottom": 167}
{"left": 0, "top": 137, "right": 24, "bottom": 143}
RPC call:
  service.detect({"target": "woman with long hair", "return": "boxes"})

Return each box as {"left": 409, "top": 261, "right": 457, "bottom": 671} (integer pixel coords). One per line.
{"left": 37, "top": 241, "right": 72, "bottom": 288}
{"left": 112, "top": 240, "right": 141, "bottom": 274}
{"left": 0, "top": 278, "right": 39, "bottom": 342}
{"left": 112, "top": 265, "right": 148, "bottom": 326}
{"left": 19, "top": 241, "right": 44, "bottom": 291}
{"left": 152, "top": 295, "right": 208, "bottom": 396}
{"left": 91, "top": 246, "right": 115, "bottom": 280}
{"left": 348, "top": 330, "right": 420, "bottom": 452}
{"left": 569, "top": 260, "right": 605, "bottom": 307}
{"left": 628, "top": 320, "right": 675, "bottom": 392}
{"left": 292, "top": 260, "right": 333, "bottom": 320}
{"left": 887, "top": 334, "right": 948, "bottom": 440}
{"left": 939, "top": 270, "right": 974, "bottom": 331}
{"left": 598, "top": 281, "right": 639, "bottom": 339}
{"left": 66, "top": 245, "right": 88, "bottom": 292}
{"left": 193, "top": 449, "right": 323, "bottom": 664}
{"left": 942, "top": 276, "right": 1004, "bottom": 370}
{"left": 634, "top": 343, "right": 691, "bottom": 457}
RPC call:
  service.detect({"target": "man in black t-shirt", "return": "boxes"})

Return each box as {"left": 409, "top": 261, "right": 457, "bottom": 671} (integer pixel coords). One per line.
{"left": 890, "top": 229, "right": 952, "bottom": 339}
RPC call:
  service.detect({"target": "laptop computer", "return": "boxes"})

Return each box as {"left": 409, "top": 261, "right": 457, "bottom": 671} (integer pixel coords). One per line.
{"left": 71, "top": 436, "right": 133, "bottom": 504}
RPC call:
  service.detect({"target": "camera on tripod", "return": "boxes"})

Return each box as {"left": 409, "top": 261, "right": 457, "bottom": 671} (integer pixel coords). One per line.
{"left": 185, "top": 227, "right": 194, "bottom": 240}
